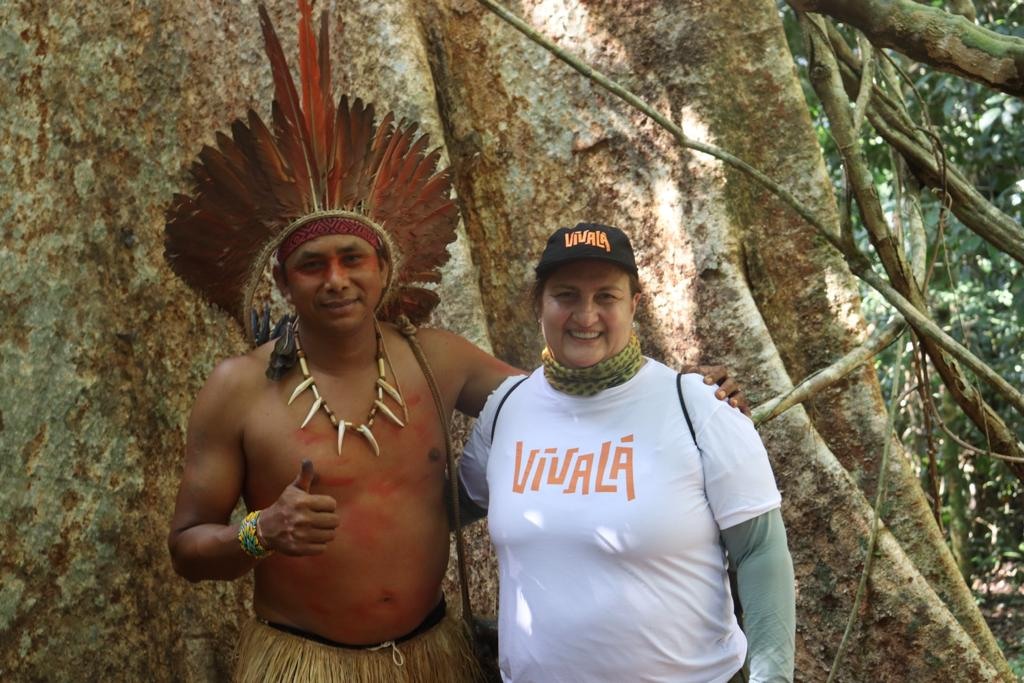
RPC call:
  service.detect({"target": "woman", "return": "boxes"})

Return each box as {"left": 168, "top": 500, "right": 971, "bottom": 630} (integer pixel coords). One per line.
{"left": 459, "top": 223, "right": 795, "bottom": 682}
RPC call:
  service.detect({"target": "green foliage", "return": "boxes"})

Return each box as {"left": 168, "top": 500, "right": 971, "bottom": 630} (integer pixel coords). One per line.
{"left": 780, "top": 1, "right": 1024, "bottom": 587}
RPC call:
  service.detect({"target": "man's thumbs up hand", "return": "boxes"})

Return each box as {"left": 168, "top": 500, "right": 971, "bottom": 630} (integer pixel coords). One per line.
{"left": 256, "top": 459, "right": 339, "bottom": 556}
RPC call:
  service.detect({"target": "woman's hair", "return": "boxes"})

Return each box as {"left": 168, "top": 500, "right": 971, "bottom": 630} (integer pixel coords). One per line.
{"left": 531, "top": 266, "right": 642, "bottom": 316}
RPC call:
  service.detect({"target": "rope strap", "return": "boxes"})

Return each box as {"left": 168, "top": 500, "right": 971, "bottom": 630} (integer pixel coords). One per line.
{"left": 396, "top": 316, "right": 475, "bottom": 632}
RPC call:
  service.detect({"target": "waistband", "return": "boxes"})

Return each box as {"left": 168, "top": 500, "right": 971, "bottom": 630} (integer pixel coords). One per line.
{"left": 259, "top": 596, "right": 447, "bottom": 650}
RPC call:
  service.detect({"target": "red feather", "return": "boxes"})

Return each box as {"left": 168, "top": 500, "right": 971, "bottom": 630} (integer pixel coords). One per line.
{"left": 297, "top": 0, "right": 327, "bottom": 177}
{"left": 318, "top": 10, "right": 335, "bottom": 173}
{"left": 259, "top": 3, "right": 318, "bottom": 209}
{"left": 166, "top": 3, "right": 460, "bottom": 329}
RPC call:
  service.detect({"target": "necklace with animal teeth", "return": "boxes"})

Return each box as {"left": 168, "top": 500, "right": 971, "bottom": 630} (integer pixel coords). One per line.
{"left": 290, "top": 323, "right": 408, "bottom": 456}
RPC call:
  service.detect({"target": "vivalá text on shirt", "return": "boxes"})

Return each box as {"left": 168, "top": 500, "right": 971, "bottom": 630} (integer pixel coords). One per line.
{"left": 512, "top": 434, "right": 635, "bottom": 501}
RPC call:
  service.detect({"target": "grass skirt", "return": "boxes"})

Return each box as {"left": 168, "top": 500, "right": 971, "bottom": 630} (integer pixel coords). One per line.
{"left": 233, "top": 612, "right": 482, "bottom": 683}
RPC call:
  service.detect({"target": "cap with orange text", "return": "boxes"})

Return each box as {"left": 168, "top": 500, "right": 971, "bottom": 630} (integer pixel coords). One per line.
{"left": 535, "top": 222, "right": 638, "bottom": 277}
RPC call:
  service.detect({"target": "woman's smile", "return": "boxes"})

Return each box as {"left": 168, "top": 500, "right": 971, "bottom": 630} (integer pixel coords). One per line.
{"left": 540, "top": 260, "right": 640, "bottom": 369}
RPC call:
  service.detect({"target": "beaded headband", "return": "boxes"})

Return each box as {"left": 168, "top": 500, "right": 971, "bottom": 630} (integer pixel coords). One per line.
{"left": 276, "top": 216, "right": 384, "bottom": 266}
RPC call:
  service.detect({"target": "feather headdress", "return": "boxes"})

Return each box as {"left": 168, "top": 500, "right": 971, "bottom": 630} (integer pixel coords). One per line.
{"left": 164, "top": 1, "right": 458, "bottom": 342}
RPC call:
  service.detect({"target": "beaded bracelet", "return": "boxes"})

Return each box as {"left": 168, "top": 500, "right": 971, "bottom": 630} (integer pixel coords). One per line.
{"left": 238, "top": 510, "right": 273, "bottom": 559}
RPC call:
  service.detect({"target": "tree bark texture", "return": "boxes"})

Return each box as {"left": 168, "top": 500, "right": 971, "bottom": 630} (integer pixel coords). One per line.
{"left": 0, "top": 0, "right": 1012, "bottom": 681}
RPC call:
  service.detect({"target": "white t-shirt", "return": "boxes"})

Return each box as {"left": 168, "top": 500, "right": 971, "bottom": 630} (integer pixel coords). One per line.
{"left": 460, "top": 359, "right": 782, "bottom": 683}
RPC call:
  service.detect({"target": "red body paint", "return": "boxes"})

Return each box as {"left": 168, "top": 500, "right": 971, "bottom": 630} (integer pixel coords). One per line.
{"left": 319, "top": 475, "right": 355, "bottom": 487}
{"left": 344, "top": 505, "right": 394, "bottom": 547}
{"left": 284, "top": 555, "right": 334, "bottom": 584}
{"left": 293, "top": 428, "right": 329, "bottom": 446}
{"left": 410, "top": 412, "right": 441, "bottom": 440}
{"left": 368, "top": 476, "right": 401, "bottom": 497}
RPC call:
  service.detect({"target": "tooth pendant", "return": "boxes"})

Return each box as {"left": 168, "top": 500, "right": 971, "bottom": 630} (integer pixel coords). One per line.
{"left": 301, "top": 397, "right": 323, "bottom": 429}
{"left": 336, "top": 423, "right": 346, "bottom": 456}
{"left": 356, "top": 424, "right": 380, "bottom": 457}
{"left": 376, "top": 378, "right": 405, "bottom": 406}
{"left": 374, "top": 400, "right": 406, "bottom": 428}
{"left": 288, "top": 376, "right": 315, "bottom": 405}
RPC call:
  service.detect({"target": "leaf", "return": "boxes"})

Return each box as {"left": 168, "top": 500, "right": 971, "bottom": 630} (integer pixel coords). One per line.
{"left": 1000, "top": 109, "right": 1015, "bottom": 130}
{"left": 978, "top": 107, "right": 1001, "bottom": 132}
{"left": 942, "top": 95, "right": 956, "bottom": 120}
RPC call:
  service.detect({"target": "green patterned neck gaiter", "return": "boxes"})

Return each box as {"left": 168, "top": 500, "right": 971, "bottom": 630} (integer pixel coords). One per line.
{"left": 542, "top": 333, "right": 644, "bottom": 396}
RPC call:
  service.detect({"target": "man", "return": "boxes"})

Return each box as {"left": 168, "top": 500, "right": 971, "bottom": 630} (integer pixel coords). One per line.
{"left": 168, "top": 221, "right": 517, "bottom": 681}
{"left": 165, "top": 4, "right": 744, "bottom": 681}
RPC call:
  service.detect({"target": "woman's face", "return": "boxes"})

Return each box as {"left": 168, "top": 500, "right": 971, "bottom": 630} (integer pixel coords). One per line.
{"left": 539, "top": 259, "right": 640, "bottom": 369}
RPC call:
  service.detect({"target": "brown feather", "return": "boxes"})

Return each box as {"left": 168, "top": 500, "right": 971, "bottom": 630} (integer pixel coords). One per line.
{"left": 271, "top": 102, "right": 318, "bottom": 215}
{"left": 365, "top": 116, "right": 458, "bottom": 313}
{"left": 330, "top": 97, "right": 377, "bottom": 207}
{"left": 215, "top": 130, "right": 248, "bottom": 173}
{"left": 167, "top": 4, "right": 460, "bottom": 330}
{"left": 380, "top": 287, "right": 441, "bottom": 326}
{"left": 318, "top": 11, "right": 333, "bottom": 132}
{"left": 166, "top": 199, "right": 264, "bottom": 322}
{"left": 367, "top": 122, "right": 417, "bottom": 216}
{"left": 259, "top": 3, "right": 318, "bottom": 209}
{"left": 324, "top": 98, "right": 347, "bottom": 205}
{"left": 196, "top": 144, "right": 254, "bottom": 219}
{"left": 390, "top": 136, "right": 432, "bottom": 196}
{"left": 297, "top": 0, "right": 326, "bottom": 175}
{"left": 317, "top": 10, "right": 335, "bottom": 182}
{"left": 236, "top": 112, "right": 304, "bottom": 220}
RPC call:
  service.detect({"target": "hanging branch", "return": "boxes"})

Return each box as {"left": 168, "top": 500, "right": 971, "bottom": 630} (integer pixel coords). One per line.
{"left": 476, "top": 0, "right": 1024, "bottom": 424}
{"left": 753, "top": 317, "right": 906, "bottom": 425}
{"left": 802, "top": 13, "right": 919, "bottom": 288}
{"left": 859, "top": 50, "right": 958, "bottom": 295}
{"left": 804, "top": 14, "right": 1024, "bottom": 470}
{"left": 852, "top": 264, "right": 1024, "bottom": 416}
{"left": 915, "top": 350, "right": 1024, "bottom": 464}
{"left": 893, "top": 153, "right": 929, "bottom": 285}
{"left": 934, "top": 414, "right": 1024, "bottom": 464}
{"left": 827, "top": 33, "right": 1024, "bottom": 265}
{"left": 850, "top": 31, "right": 875, "bottom": 134}
{"left": 910, "top": 334, "right": 944, "bottom": 527}
{"left": 475, "top": 0, "right": 843, "bottom": 248}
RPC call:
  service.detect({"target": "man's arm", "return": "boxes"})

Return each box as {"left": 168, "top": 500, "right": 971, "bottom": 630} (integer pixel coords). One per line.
{"left": 168, "top": 358, "right": 258, "bottom": 581}
{"left": 721, "top": 508, "right": 796, "bottom": 683}
{"left": 454, "top": 341, "right": 524, "bottom": 418}
{"left": 683, "top": 364, "right": 751, "bottom": 415}
{"left": 167, "top": 359, "right": 339, "bottom": 581}
{"left": 413, "top": 328, "right": 524, "bottom": 418}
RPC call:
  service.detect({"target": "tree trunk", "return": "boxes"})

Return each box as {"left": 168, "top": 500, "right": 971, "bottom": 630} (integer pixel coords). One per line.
{"left": 0, "top": 0, "right": 1012, "bottom": 681}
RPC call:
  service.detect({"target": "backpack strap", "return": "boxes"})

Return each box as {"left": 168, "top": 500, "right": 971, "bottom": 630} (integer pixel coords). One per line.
{"left": 489, "top": 376, "right": 529, "bottom": 445}
{"left": 676, "top": 372, "right": 697, "bottom": 444}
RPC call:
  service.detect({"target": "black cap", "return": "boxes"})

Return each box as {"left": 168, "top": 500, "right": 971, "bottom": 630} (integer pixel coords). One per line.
{"left": 534, "top": 223, "right": 638, "bottom": 278}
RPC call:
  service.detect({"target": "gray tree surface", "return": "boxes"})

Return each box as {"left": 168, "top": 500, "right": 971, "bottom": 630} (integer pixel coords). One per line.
{"left": 0, "top": 1, "right": 1018, "bottom": 681}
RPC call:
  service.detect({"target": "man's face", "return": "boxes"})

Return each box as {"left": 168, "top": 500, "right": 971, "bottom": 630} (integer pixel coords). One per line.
{"left": 276, "top": 233, "right": 388, "bottom": 332}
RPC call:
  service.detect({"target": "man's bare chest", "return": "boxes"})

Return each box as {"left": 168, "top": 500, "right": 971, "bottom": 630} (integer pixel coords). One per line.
{"left": 239, "top": 377, "right": 450, "bottom": 506}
